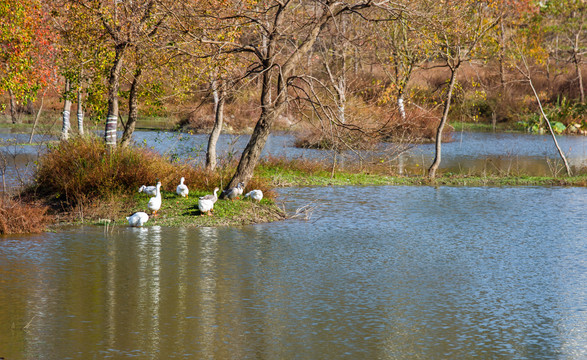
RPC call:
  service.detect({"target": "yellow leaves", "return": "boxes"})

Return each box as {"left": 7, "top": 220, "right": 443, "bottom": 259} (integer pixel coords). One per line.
{"left": 376, "top": 85, "right": 396, "bottom": 106}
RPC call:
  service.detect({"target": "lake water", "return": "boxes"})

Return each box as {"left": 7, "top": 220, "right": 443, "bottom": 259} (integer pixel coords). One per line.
{"left": 1, "top": 186, "right": 586, "bottom": 359}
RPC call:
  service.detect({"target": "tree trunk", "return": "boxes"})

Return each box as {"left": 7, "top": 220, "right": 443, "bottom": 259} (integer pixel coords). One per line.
{"left": 77, "top": 88, "right": 84, "bottom": 136}
{"left": 518, "top": 52, "right": 572, "bottom": 176}
{"left": 104, "top": 44, "right": 126, "bottom": 149}
{"left": 77, "top": 67, "right": 84, "bottom": 136}
{"left": 61, "top": 79, "right": 72, "bottom": 141}
{"left": 8, "top": 89, "right": 19, "bottom": 124}
{"left": 573, "top": 32, "right": 584, "bottom": 103}
{"left": 397, "top": 94, "right": 406, "bottom": 121}
{"left": 226, "top": 107, "right": 280, "bottom": 189}
{"left": 29, "top": 88, "right": 47, "bottom": 143}
{"left": 499, "top": 19, "right": 506, "bottom": 96}
{"left": 120, "top": 67, "right": 142, "bottom": 148}
{"left": 428, "top": 65, "right": 459, "bottom": 179}
{"left": 224, "top": 1, "right": 342, "bottom": 190}
{"left": 205, "top": 78, "right": 226, "bottom": 171}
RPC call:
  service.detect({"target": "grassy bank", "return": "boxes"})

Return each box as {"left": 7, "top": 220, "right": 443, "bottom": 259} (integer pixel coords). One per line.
{"left": 257, "top": 158, "right": 587, "bottom": 188}
{"left": 103, "top": 190, "right": 285, "bottom": 228}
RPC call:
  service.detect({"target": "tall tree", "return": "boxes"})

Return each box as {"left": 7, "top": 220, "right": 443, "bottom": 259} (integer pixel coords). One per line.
{"left": 75, "top": 0, "right": 168, "bottom": 149}
{"left": 541, "top": 0, "right": 586, "bottom": 103}
{"left": 51, "top": 0, "right": 109, "bottom": 138}
{"left": 205, "top": 74, "right": 227, "bottom": 170}
{"left": 372, "top": 9, "right": 425, "bottom": 121}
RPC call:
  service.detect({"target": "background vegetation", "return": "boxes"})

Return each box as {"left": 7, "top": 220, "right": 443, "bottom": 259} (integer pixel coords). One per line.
{"left": 0, "top": 0, "right": 584, "bottom": 139}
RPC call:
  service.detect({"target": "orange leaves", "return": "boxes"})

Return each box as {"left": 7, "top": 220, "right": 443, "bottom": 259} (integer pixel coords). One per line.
{"left": 0, "top": 0, "right": 58, "bottom": 102}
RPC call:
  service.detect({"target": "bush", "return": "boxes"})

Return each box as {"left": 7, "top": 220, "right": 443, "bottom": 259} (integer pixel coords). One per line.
{"left": 0, "top": 198, "right": 50, "bottom": 234}
{"left": 34, "top": 136, "right": 216, "bottom": 207}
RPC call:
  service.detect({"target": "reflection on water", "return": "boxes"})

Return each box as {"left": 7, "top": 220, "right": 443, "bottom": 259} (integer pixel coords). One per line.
{"left": 1, "top": 186, "right": 586, "bottom": 359}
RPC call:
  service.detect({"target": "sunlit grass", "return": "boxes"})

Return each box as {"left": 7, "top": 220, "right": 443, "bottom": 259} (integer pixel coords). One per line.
{"left": 257, "top": 156, "right": 587, "bottom": 188}
{"left": 105, "top": 189, "right": 284, "bottom": 227}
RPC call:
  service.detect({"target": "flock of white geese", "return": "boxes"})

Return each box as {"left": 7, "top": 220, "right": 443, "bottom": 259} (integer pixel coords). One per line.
{"left": 127, "top": 178, "right": 263, "bottom": 227}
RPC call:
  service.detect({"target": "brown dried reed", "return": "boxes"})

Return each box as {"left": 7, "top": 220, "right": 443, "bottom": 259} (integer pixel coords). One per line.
{"left": 0, "top": 198, "right": 50, "bottom": 234}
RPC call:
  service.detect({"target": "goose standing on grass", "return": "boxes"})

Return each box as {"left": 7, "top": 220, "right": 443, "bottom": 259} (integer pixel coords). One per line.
{"left": 198, "top": 187, "right": 219, "bottom": 216}
{"left": 222, "top": 182, "right": 244, "bottom": 200}
{"left": 244, "top": 189, "right": 263, "bottom": 202}
{"left": 176, "top": 177, "right": 189, "bottom": 198}
{"left": 148, "top": 181, "right": 162, "bottom": 216}
{"left": 138, "top": 184, "right": 157, "bottom": 196}
{"left": 126, "top": 212, "right": 149, "bottom": 227}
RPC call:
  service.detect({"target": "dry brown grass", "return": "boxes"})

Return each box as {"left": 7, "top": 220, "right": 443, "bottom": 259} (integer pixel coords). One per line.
{"left": 260, "top": 156, "right": 331, "bottom": 174}
{"left": 33, "top": 136, "right": 225, "bottom": 207}
{"left": 0, "top": 198, "right": 51, "bottom": 234}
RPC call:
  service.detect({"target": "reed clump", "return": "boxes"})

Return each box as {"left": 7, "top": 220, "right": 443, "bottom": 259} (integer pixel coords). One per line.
{"left": 0, "top": 198, "right": 51, "bottom": 234}
{"left": 34, "top": 136, "right": 179, "bottom": 206}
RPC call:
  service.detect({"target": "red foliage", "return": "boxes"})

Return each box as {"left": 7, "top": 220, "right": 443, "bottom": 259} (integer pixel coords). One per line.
{"left": 0, "top": 0, "right": 59, "bottom": 101}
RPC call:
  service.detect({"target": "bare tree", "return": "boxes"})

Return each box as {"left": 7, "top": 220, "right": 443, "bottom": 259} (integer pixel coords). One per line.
{"left": 515, "top": 46, "right": 572, "bottom": 176}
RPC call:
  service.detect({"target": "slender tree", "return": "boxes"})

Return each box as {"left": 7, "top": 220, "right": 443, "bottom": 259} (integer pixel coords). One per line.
{"left": 541, "top": 0, "right": 586, "bottom": 103}
{"left": 420, "top": 0, "right": 500, "bottom": 178}
{"left": 74, "top": 0, "right": 169, "bottom": 149}
{"left": 372, "top": 9, "right": 425, "bottom": 121}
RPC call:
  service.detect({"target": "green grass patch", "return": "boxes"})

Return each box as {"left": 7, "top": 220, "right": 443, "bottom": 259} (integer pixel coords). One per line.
{"left": 107, "top": 190, "right": 285, "bottom": 227}
{"left": 56, "top": 188, "right": 285, "bottom": 228}
{"left": 257, "top": 160, "right": 587, "bottom": 188}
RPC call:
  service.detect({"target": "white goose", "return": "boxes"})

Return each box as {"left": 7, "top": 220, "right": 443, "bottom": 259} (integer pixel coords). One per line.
{"left": 176, "top": 177, "right": 189, "bottom": 198}
{"left": 138, "top": 184, "right": 157, "bottom": 196}
{"left": 244, "top": 189, "right": 263, "bottom": 202}
{"left": 147, "top": 181, "right": 162, "bottom": 216}
{"left": 198, "top": 187, "right": 219, "bottom": 216}
{"left": 222, "top": 182, "right": 244, "bottom": 200}
{"left": 126, "top": 212, "right": 149, "bottom": 227}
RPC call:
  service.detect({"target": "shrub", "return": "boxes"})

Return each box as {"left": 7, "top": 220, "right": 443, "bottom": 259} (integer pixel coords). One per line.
{"left": 0, "top": 198, "right": 50, "bottom": 234}
{"left": 34, "top": 136, "right": 209, "bottom": 207}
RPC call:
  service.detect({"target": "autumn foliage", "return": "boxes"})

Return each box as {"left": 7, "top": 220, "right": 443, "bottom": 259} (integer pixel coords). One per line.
{"left": 0, "top": 0, "right": 57, "bottom": 103}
